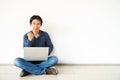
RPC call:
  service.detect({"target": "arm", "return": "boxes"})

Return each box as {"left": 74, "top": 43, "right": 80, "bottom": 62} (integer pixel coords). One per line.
{"left": 45, "top": 32, "right": 53, "bottom": 55}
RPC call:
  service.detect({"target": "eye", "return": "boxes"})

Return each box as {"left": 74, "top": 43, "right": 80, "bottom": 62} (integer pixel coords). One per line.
{"left": 33, "top": 23, "right": 36, "bottom": 25}
{"left": 32, "top": 22, "right": 36, "bottom": 25}
{"left": 37, "top": 23, "right": 40, "bottom": 25}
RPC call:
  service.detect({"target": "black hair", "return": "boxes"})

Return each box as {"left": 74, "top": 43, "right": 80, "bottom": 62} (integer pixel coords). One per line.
{"left": 30, "top": 15, "right": 43, "bottom": 25}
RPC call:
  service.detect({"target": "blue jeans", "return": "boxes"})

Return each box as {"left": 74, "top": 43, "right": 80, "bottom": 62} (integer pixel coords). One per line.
{"left": 14, "top": 56, "right": 58, "bottom": 75}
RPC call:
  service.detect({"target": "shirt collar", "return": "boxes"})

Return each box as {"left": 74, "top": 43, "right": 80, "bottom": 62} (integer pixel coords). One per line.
{"left": 31, "top": 30, "right": 41, "bottom": 38}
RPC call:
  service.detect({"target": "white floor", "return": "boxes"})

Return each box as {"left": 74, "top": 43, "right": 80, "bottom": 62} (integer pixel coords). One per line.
{"left": 0, "top": 64, "right": 120, "bottom": 80}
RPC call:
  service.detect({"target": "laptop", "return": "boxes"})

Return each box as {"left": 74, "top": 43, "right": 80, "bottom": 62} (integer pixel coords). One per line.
{"left": 24, "top": 47, "right": 49, "bottom": 61}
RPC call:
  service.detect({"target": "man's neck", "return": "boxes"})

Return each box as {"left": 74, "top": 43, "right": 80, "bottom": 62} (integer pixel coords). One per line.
{"left": 32, "top": 30, "right": 40, "bottom": 38}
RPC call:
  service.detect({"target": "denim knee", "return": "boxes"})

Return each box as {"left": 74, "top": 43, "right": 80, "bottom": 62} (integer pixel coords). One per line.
{"left": 48, "top": 56, "right": 58, "bottom": 64}
{"left": 14, "top": 57, "right": 23, "bottom": 67}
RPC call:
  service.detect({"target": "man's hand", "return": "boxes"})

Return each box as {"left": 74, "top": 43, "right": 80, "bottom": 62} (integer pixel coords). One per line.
{"left": 27, "top": 32, "right": 34, "bottom": 41}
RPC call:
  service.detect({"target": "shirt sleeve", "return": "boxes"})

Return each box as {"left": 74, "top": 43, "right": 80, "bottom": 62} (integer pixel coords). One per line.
{"left": 44, "top": 32, "right": 53, "bottom": 55}
{"left": 23, "top": 34, "right": 35, "bottom": 47}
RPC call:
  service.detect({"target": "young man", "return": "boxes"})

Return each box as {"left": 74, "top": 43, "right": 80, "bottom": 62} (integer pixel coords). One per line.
{"left": 14, "top": 15, "right": 58, "bottom": 77}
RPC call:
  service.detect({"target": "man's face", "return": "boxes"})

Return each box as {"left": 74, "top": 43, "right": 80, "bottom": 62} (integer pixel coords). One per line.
{"left": 30, "top": 19, "right": 41, "bottom": 32}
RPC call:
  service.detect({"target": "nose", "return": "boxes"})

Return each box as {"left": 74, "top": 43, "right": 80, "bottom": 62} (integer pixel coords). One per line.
{"left": 34, "top": 25, "right": 38, "bottom": 29}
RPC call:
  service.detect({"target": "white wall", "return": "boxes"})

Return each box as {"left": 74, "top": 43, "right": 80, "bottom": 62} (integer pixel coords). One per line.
{"left": 0, "top": 0, "right": 120, "bottom": 64}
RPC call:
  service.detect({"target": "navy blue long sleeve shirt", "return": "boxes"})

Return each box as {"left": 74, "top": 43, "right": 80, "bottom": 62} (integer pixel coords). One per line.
{"left": 23, "top": 30, "right": 53, "bottom": 55}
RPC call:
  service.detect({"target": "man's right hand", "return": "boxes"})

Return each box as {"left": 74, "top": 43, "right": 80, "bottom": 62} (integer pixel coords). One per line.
{"left": 27, "top": 32, "right": 34, "bottom": 41}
